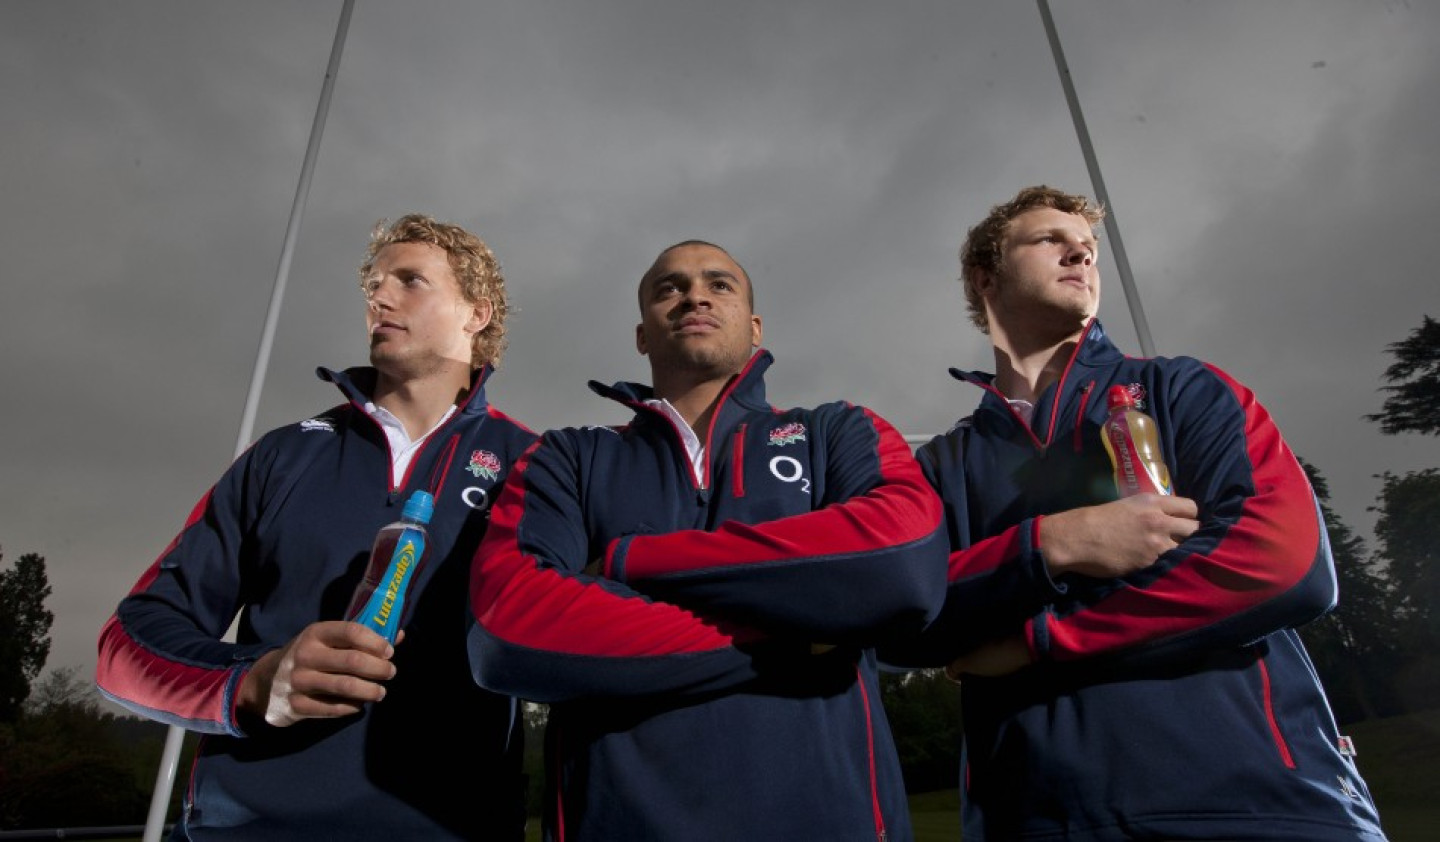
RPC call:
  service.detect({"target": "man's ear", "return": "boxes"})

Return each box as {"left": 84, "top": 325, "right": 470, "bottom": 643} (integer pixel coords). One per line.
{"left": 750, "top": 314, "right": 763, "bottom": 348}
{"left": 466, "top": 298, "right": 494, "bottom": 335}
{"left": 973, "top": 267, "right": 997, "bottom": 297}
{"left": 636, "top": 322, "right": 649, "bottom": 356}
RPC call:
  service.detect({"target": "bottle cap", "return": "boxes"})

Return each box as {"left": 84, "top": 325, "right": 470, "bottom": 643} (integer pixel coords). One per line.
{"left": 402, "top": 490, "right": 435, "bottom": 524}
{"left": 1107, "top": 385, "right": 1136, "bottom": 410}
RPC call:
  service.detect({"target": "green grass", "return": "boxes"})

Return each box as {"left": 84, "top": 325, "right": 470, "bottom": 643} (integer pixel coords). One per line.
{"left": 908, "top": 788, "right": 961, "bottom": 840}
{"left": 1340, "top": 707, "right": 1440, "bottom": 841}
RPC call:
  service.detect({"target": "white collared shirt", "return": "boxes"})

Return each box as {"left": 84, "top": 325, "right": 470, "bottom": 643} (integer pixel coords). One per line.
{"left": 364, "top": 401, "right": 458, "bottom": 478}
{"left": 644, "top": 398, "right": 705, "bottom": 479}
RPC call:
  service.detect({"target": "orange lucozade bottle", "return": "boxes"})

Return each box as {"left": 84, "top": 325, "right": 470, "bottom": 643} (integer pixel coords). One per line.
{"left": 1100, "top": 385, "right": 1174, "bottom": 498}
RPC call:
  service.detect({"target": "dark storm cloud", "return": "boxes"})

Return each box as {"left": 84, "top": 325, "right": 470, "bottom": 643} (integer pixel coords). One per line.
{"left": 1, "top": 0, "right": 1435, "bottom": 690}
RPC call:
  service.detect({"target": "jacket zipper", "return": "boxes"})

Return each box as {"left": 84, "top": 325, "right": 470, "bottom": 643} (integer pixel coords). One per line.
{"left": 855, "top": 665, "right": 888, "bottom": 841}
{"left": 1257, "top": 656, "right": 1297, "bottom": 768}
{"left": 423, "top": 433, "right": 461, "bottom": 497}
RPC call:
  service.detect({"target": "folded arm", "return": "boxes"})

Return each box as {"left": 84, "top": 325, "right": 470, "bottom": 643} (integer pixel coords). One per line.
{"left": 467, "top": 436, "right": 768, "bottom": 704}
{"left": 605, "top": 405, "right": 948, "bottom": 644}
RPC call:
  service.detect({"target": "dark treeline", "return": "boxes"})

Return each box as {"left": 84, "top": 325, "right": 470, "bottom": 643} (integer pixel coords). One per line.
{"left": 2, "top": 315, "right": 1436, "bottom": 831}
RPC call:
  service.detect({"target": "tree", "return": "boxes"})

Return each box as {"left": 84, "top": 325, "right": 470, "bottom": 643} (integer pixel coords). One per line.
{"left": 1296, "top": 460, "right": 1403, "bottom": 721}
{"left": 880, "top": 668, "right": 962, "bottom": 793}
{"left": 1363, "top": 314, "right": 1440, "bottom": 436}
{"left": 1372, "top": 468, "right": 1440, "bottom": 645}
{"left": 1358, "top": 316, "right": 1440, "bottom": 713}
{"left": 1364, "top": 468, "right": 1440, "bottom": 713}
{"left": 1, "top": 667, "right": 159, "bottom": 829}
{"left": 0, "top": 550, "right": 53, "bottom": 724}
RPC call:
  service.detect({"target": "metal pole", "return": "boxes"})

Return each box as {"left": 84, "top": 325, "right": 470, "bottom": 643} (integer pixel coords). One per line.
{"left": 141, "top": 2, "right": 355, "bottom": 838}
{"left": 1035, "top": 0, "right": 1157, "bottom": 357}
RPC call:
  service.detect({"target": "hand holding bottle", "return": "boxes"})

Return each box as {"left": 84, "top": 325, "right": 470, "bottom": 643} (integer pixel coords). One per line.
{"left": 1039, "top": 494, "right": 1199, "bottom": 579}
{"left": 1035, "top": 388, "right": 1198, "bottom": 579}
{"left": 239, "top": 620, "right": 397, "bottom": 727}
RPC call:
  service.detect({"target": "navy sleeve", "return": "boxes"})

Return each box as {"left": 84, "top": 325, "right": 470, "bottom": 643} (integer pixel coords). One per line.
{"left": 878, "top": 432, "right": 1064, "bottom": 668}
{"left": 96, "top": 443, "right": 276, "bottom": 736}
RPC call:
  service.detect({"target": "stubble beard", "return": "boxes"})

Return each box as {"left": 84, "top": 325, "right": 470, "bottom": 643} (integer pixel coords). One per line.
{"left": 997, "top": 270, "right": 1093, "bottom": 338}
{"left": 370, "top": 341, "right": 449, "bottom": 383}
{"left": 661, "top": 338, "right": 752, "bottom": 381}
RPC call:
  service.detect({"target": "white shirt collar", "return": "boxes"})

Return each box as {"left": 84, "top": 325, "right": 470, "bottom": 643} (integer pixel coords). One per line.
{"left": 644, "top": 397, "right": 705, "bottom": 478}
{"left": 364, "top": 401, "right": 459, "bottom": 479}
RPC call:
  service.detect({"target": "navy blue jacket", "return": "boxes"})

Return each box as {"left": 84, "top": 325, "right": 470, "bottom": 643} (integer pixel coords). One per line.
{"left": 467, "top": 350, "right": 949, "bottom": 842}
{"left": 887, "top": 320, "right": 1387, "bottom": 841}
{"left": 98, "top": 366, "right": 536, "bottom": 841}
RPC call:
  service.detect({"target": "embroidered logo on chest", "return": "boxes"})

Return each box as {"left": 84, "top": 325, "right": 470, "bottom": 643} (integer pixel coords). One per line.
{"left": 466, "top": 449, "right": 502, "bottom": 480}
{"left": 768, "top": 422, "right": 807, "bottom": 447}
{"left": 761, "top": 423, "right": 812, "bottom": 493}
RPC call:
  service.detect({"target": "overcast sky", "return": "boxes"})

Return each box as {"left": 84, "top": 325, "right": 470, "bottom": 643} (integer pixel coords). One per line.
{"left": 2, "top": 0, "right": 1436, "bottom": 691}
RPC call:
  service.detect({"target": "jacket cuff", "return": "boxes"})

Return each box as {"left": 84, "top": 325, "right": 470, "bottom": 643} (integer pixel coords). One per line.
{"left": 605, "top": 534, "right": 634, "bottom": 582}
{"left": 1023, "top": 515, "right": 1069, "bottom": 599}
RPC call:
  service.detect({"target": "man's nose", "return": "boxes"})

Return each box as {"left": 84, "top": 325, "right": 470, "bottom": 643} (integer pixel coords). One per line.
{"left": 367, "top": 279, "right": 395, "bottom": 310}
{"left": 680, "top": 283, "right": 710, "bottom": 308}
{"left": 1063, "top": 245, "right": 1091, "bottom": 266}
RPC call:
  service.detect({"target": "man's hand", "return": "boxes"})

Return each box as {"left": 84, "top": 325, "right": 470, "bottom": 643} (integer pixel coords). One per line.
{"left": 946, "top": 635, "right": 1030, "bottom": 680}
{"left": 1039, "top": 493, "right": 1200, "bottom": 579}
{"left": 239, "top": 621, "right": 398, "bottom": 727}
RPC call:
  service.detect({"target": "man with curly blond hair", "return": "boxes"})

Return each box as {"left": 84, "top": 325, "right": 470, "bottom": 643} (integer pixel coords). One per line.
{"left": 360, "top": 213, "right": 511, "bottom": 371}
{"left": 885, "top": 185, "right": 1388, "bottom": 841}
{"left": 99, "top": 214, "right": 537, "bottom": 840}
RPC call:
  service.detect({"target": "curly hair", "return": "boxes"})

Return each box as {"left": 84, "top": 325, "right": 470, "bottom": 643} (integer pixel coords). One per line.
{"left": 359, "top": 214, "right": 511, "bottom": 369}
{"left": 959, "top": 185, "right": 1105, "bottom": 333}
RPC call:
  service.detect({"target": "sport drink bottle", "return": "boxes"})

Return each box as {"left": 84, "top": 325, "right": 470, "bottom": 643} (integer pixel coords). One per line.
{"left": 346, "top": 490, "right": 434, "bottom": 643}
{"left": 1101, "top": 385, "right": 1173, "bottom": 497}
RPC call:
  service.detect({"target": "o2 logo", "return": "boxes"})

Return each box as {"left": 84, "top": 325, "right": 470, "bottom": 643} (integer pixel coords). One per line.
{"left": 461, "top": 486, "right": 492, "bottom": 512}
{"left": 769, "top": 456, "right": 810, "bottom": 494}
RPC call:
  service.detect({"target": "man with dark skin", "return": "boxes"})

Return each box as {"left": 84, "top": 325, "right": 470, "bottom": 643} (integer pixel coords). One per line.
{"left": 468, "top": 240, "right": 949, "bottom": 841}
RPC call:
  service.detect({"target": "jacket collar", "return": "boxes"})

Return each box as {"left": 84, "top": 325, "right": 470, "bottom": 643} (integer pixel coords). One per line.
{"left": 947, "top": 318, "right": 1122, "bottom": 393}
{"left": 588, "top": 348, "right": 774, "bottom": 421}
{"left": 316, "top": 364, "right": 495, "bottom": 417}
{"left": 945, "top": 319, "right": 1124, "bottom": 447}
